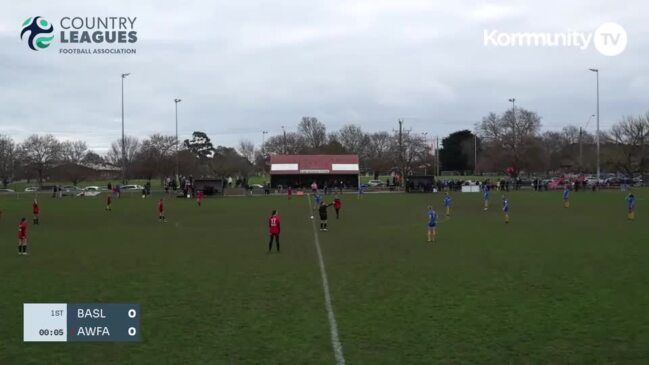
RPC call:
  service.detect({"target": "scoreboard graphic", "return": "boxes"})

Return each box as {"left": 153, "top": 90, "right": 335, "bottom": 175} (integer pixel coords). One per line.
{"left": 24, "top": 303, "right": 141, "bottom": 342}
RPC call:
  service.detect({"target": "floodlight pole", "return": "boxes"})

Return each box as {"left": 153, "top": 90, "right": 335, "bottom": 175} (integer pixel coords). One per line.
{"left": 174, "top": 98, "right": 182, "bottom": 185}
{"left": 589, "top": 68, "right": 600, "bottom": 181}
{"left": 121, "top": 73, "right": 130, "bottom": 184}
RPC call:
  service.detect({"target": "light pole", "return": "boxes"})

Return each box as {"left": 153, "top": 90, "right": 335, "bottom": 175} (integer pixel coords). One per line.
{"left": 262, "top": 130, "right": 268, "bottom": 149}
{"left": 579, "top": 114, "right": 595, "bottom": 170}
{"left": 474, "top": 131, "right": 478, "bottom": 175}
{"left": 508, "top": 98, "right": 516, "bottom": 175}
{"left": 174, "top": 98, "right": 182, "bottom": 184}
{"left": 422, "top": 132, "right": 429, "bottom": 175}
{"left": 589, "top": 68, "right": 600, "bottom": 181}
{"left": 121, "top": 73, "right": 130, "bottom": 184}
{"left": 281, "top": 126, "right": 287, "bottom": 154}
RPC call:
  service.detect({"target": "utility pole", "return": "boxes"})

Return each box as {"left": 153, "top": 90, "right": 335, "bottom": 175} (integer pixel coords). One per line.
{"left": 474, "top": 132, "right": 478, "bottom": 175}
{"left": 436, "top": 136, "right": 440, "bottom": 177}
{"left": 579, "top": 127, "right": 583, "bottom": 171}
{"left": 508, "top": 97, "right": 516, "bottom": 174}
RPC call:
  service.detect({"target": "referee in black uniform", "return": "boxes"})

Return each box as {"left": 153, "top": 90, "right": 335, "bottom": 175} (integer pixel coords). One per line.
{"left": 317, "top": 201, "right": 333, "bottom": 231}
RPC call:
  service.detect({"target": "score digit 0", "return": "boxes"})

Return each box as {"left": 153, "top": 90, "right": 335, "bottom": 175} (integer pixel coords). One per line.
{"left": 128, "top": 309, "right": 137, "bottom": 318}
{"left": 128, "top": 327, "right": 137, "bottom": 336}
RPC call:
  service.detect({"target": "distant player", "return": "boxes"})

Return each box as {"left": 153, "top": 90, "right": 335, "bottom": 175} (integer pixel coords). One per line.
{"left": 105, "top": 194, "right": 112, "bottom": 211}
{"left": 32, "top": 199, "right": 40, "bottom": 224}
{"left": 287, "top": 186, "right": 292, "bottom": 200}
{"left": 158, "top": 198, "right": 167, "bottom": 223}
{"left": 502, "top": 195, "right": 510, "bottom": 224}
{"left": 627, "top": 193, "right": 636, "bottom": 220}
{"left": 196, "top": 190, "right": 204, "bottom": 207}
{"left": 483, "top": 186, "right": 491, "bottom": 211}
{"left": 563, "top": 185, "right": 571, "bottom": 208}
{"left": 318, "top": 201, "right": 333, "bottom": 231}
{"left": 426, "top": 206, "right": 437, "bottom": 243}
{"left": 443, "top": 192, "right": 452, "bottom": 216}
{"left": 18, "top": 218, "right": 28, "bottom": 255}
{"left": 333, "top": 195, "right": 342, "bottom": 219}
{"left": 268, "top": 210, "right": 281, "bottom": 252}
{"left": 357, "top": 184, "right": 364, "bottom": 199}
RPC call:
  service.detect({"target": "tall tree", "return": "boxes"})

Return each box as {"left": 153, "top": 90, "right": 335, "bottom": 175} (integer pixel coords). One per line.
{"left": 477, "top": 107, "right": 542, "bottom": 176}
{"left": 20, "top": 134, "right": 62, "bottom": 184}
{"left": 440, "top": 130, "right": 477, "bottom": 172}
{"left": 82, "top": 151, "right": 104, "bottom": 165}
{"left": 605, "top": 113, "right": 649, "bottom": 176}
{"left": 0, "top": 135, "right": 17, "bottom": 187}
{"left": 298, "top": 116, "right": 327, "bottom": 150}
{"left": 336, "top": 124, "right": 369, "bottom": 158}
{"left": 61, "top": 140, "right": 89, "bottom": 164}
{"left": 183, "top": 131, "right": 215, "bottom": 160}
{"left": 237, "top": 139, "right": 256, "bottom": 163}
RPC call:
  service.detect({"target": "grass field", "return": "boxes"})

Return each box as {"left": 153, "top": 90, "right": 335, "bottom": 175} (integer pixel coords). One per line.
{"left": 1, "top": 189, "right": 647, "bottom": 364}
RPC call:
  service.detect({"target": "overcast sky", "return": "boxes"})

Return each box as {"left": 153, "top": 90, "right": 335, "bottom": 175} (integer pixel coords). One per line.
{"left": 1, "top": 0, "right": 647, "bottom": 153}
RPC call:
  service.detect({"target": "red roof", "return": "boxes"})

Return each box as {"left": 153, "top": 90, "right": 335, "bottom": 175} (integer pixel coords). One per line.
{"left": 270, "top": 154, "right": 359, "bottom": 175}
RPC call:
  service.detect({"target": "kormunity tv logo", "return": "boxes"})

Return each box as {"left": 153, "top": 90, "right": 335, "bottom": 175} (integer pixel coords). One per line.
{"left": 20, "top": 16, "right": 138, "bottom": 55}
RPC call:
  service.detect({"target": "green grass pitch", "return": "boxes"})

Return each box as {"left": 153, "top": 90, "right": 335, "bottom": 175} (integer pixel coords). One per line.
{"left": 0, "top": 189, "right": 647, "bottom": 364}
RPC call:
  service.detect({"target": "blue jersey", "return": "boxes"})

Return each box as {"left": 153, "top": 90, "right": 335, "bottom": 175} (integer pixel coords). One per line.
{"left": 444, "top": 195, "right": 452, "bottom": 207}
{"left": 314, "top": 193, "right": 322, "bottom": 204}
{"left": 427, "top": 209, "right": 437, "bottom": 226}
{"left": 563, "top": 188, "right": 570, "bottom": 200}
{"left": 627, "top": 195, "right": 636, "bottom": 209}
{"left": 502, "top": 199, "right": 510, "bottom": 213}
{"left": 484, "top": 190, "right": 490, "bottom": 201}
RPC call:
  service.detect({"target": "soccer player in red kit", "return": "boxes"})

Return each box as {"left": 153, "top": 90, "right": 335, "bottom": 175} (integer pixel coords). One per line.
{"left": 158, "top": 198, "right": 167, "bottom": 222}
{"left": 32, "top": 199, "right": 40, "bottom": 224}
{"left": 334, "top": 195, "right": 342, "bottom": 219}
{"left": 18, "top": 218, "right": 28, "bottom": 255}
{"left": 196, "top": 190, "right": 204, "bottom": 206}
{"left": 105, "top": 194, "right": 112, "bottom": 211}
{"left": 287, "top": 186, "right": 292, "bottom": 200}
{"left": 268, "top": 210, "right": 281, "bottom": 252}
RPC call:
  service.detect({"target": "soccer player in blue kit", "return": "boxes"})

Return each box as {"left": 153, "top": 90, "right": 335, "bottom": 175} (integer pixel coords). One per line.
{"left": 502, "top": 195, "right": 510, "bottom": 223}
{"left": 427, "top": 205, "right": 437, "bottom": 243}
{"left": 443, "top": 192, "right": 452, "bottom": 217}
{"left": 563, "top": 185, "right": 571, "bottom": 208}
{"left": 627, "top": 193, "right": 636, "bottom": 220}
{"left": 483, "top": 186, "right": 491, "bottom": 211}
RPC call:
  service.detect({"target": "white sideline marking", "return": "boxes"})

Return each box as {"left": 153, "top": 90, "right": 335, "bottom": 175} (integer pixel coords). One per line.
{"left": 308, "top": 197, "right": 346, "bottom": 365}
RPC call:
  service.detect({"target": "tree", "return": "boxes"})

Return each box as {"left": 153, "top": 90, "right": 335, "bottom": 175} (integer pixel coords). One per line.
{"left": 82, "top": 151, "right": 104, "bottom": 165}
{"left": 209, "top": 146, "right": 253, "bottom": 178}
{"left": 20, "top": 134, "right": 62, "bottom": 184}
{"left": 136, "top": 134, "right": 177, "bottom": 180}
{"left": 0, "top": 135, "right": 17, "bottom": 187}
{"left": 366, "top": 131, "right": 393, "bottom": 175}
{"left": 237, "top": 139, "right": 256, "bottom": 163}
{"left": 336, "top": 124, "right": 369, "bottom": 158}
{"left": 605, "top": 113, "right": 649, "bottom": 176}
{"left": 298, "top": 116, "right": 327, "bottom": 150}
{"left": 440, "top": 130, "right": 477, "bottom": 172}
{"left": 61, "top": 140, "right": 88, "bottom": 164}
{"left": 184, "top": 131, "right": 215, "bottom": 160}
{"left": 477, "top": 107, "right": 542, "bottom": 176}
{"left": 262, "top": 132, "right": 306, "bottom": 155}
{"left": 107, "top": 136, "right": 140, "bottom": 180}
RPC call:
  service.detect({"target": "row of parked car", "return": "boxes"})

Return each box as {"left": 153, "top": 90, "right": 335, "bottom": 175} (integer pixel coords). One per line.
{"left": 0, "top": 184, "right": 145, "bottom": 195}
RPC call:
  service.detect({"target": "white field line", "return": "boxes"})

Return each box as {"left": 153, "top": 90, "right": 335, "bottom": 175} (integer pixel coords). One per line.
{"left": 307, "top": 197, "right": 346, "bottom": 365}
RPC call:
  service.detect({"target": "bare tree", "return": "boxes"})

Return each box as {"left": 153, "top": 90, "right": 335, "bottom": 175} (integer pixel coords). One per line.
{"left": 298, "top": 116, "right": 327, "bottom": 150}
{"left": 605, "top": 113, "right": 649, "bottom": 176}
{"left": 20, "top": 134, "right": 62, "bottom": 184}
{"left": 107, "top": 136, "right": 140, "bottom": 179}
{"left": 237, "top": 139, "right": 256, "bottom": 163}
{"left": 61, "top": 140, "right": 89, "bottom": 164}
{"left": 336, "top": 124, "right": 369, "bottom": 158}
{"left": 263, "top": 132, "right": 306, "bottom": 155}
{"left": 0, "top": 134, "right": 17, "bottom": 187}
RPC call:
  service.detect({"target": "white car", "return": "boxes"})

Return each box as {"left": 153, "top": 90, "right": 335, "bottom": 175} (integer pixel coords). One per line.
{"left": 0, "top": 188, "right": 15, "bottom": 193}
{"left": 121, "top": 184, "right": 145, "bottom": 191}
{"left": 83, "top": 186, "right": 102, "bottom": 192}
{"left": 367, "top": 180, "right": 385, "bottom": 187}
{"left": 24, "top": 187, "right": 39, "bottom": 192}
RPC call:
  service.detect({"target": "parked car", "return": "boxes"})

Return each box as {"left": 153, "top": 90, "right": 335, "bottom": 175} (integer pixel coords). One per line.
{"left": 83, "top": 186, "right": 102, "bottom": 192}
{"left": 24, "top": 187, "right": 39, "bottom": 192}
{"left": 367, "top": 180, "right": 384, "bottom": 187}
{"left": 249, "top": 184, "right": 264, "bottom": 189}
{"left": 121, "top": 184, "right": 145, "bottom": 191}
{"left": 61, "top": 185, "right": 84, "bottom": 196}
{"left": 0, "top": 188, "right": 15, "bottom": 193}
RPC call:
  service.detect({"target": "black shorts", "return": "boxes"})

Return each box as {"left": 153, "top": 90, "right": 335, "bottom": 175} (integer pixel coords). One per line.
{"left": 319, "top": 214, "right": 327, "bottom": 221}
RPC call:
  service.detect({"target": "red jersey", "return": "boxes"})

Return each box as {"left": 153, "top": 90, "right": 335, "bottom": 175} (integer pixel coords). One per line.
{"left": 106, "top": 195, "right": 112, "bottom": 204}
{"left": 158, "top": 201, "right": 164, "bottom": 213}
{"left": 18, "top": 222, "right": 27, "bottom": 238}
{"left": 334, "top": 198, "right": 341, "bottom": 209}
{"left": 287, "top": 187, "right": 292, "bottom": 195}
{"left": 268, "top": 215, "right": 281, "bottom": 235}
{"left": 197, "top": 191, "right": 204, "bottom": 200}
{"left": 32, "top": 202, "right": 39, "bottom": 214}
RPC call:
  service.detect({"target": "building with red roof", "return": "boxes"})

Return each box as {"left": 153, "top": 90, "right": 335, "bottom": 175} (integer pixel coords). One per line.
{"left": 269, "top": 154, "right": 359, "bottom": 189}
